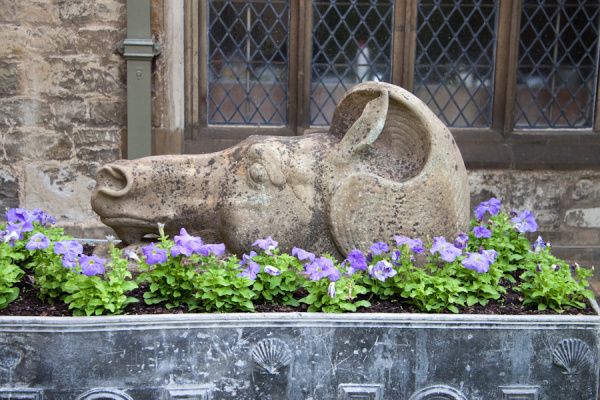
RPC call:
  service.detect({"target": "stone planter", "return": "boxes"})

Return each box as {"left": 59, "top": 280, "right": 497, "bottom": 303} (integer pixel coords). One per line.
{"left": 0, "top": 308, "right": 599, "bottom": 400}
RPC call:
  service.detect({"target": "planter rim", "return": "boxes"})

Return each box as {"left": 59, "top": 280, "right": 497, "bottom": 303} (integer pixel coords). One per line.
{"left": 0, "top": 301, "right": 598, "bottom": 333}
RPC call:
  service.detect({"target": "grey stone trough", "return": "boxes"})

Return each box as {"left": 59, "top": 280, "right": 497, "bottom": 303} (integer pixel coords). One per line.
{"left": 0, "top": 308, "right": 599, "bottom": 400}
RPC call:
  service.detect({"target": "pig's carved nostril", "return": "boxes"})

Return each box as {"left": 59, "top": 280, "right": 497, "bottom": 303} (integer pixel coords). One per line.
{"left": 97, "top": 165, "right": 133, "bottom": 198}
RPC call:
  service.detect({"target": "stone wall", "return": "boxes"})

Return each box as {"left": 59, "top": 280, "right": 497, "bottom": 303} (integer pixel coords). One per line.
{"left": 0, "top": 0, "right": 127, "bottom": 236}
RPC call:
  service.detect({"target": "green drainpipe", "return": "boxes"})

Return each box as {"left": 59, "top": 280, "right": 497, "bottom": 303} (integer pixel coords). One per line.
{"left": 117, "top": 0, "right": 161, "bottom": 159}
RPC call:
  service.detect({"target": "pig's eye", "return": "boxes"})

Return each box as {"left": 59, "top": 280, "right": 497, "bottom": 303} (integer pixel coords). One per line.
{"left": 249, "top": 163, "right": 269, "bottom": 184}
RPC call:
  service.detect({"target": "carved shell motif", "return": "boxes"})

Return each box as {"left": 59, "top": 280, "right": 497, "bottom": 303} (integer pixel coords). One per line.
{"left": 251, "top": 338, "right": 292, "bottom": 374}
{"left": 552, "top": 338, "right": 593, "bottom": 375}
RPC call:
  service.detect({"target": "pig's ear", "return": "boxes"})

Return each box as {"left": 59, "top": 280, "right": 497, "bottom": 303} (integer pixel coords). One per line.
{"left": 325, "top": 82, "right": 470, "bottom": 256}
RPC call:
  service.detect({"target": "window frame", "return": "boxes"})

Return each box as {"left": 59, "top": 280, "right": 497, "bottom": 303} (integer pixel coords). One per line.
{"left": 183, "top": 0, "right": 600, "bottom": 169}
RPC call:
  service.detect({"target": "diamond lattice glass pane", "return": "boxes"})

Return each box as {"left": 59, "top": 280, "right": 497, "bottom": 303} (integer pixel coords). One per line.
{"left": 310, "top": 0, "right": 394, "bottom": 126}
{"left": 208, "top": 0, "right": 289, "bottom": 125}
{"left": 514, "top": 1, "right": 600, "bottom": 129}
{"left": 414, "top": 0, "right": 497, "bottom": 128}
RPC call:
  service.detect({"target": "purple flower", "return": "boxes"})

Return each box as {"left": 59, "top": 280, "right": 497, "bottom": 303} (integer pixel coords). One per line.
{"left": 511, "top": 210, "right": 538, "bottom": 233}
{"left": 3, "top": 224, "right": 23, "bottom": 247}
{"left": 143, "top": 242, "right": 168, "bottom": 265}
{"left": 79, "top": 254, "right": 106, "bottom": 276}
{"left": 369, "top": 242, "right": 389, "bottom": 255}
{"left": 264, "top": 265, "right": 281, "bottom": 276}
{"left": 239, "top": 251, "right": 258, "bottom": 266}
{"left": 292, "top": 247, "right": 315, "bottom": 263}
{"left": 394, "top": 236, "right": 424, "bottom": 253}
{"left": 454, "top": 233, "right": 469, "bottom": 249}
{"left": 474, "top": 198, "right": 501, "bottom": 220}
{"left": 185, "top": 237, "right": 205, "bottom": 253}
{"left": 461, "top": 252, "right": 491, "bottom": 273}
{"left": 328, "top": 267, "right": 341, "bottom": 282}
{"left": 372, "top": 260, "right": 397, "bottom": 282}
{"left": 391, "top": 250, "right": 402, "bottom": 266}
{"left": 195, "top": 243, "right": 226, "bottom": 256}
{"left": 327, "top": 282, "right": 336, "bottom": 299}
{"left": 30, "top": 208, "right": 56, "bottom": 226}
{"left": 347, "top": 249, "right": 367, "bottom": 272}
{"left": 481, "top": 249, "right": 498, "bottom": 264}
{"left": 430, "top": 237, "right": 462, "bottom": 262}
{"left": 238, "top": 260, "right": 260, "bottom": 280}
{"left": 5, "top": 208, "right": 32, "bottom": 225}
{"left": 472, "top": 226, "right": 492, "bottom": 238}
{"left": 305, "top": 257, "right": 336, "bottom": 281}
{"left": 174, "top": 228, "right": 195, "bottom": 246}
{"left": 26, "top": 233, "right": 50, "bottom": 250}
{"left": 252, "top": 236, "right": 278, "bottom": 251}
{"left": 54, "top": 240, "right": 83, "bottom": 261}
{"left": 532, "top": 236, "right": 546, "bottom": 253}
{"left": 62, "top": 257, "right": 77, "bottom": 270}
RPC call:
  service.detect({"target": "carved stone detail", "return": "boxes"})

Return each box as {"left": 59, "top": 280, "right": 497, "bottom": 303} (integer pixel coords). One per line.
{"left": 409, "top": 385, "right": 468, "bottom": 400}
{"left": 251, "top": 338, "right": 292, "bottom": 374}
{"left": 0, "top": 389, "right": 42, "bottom": 400}
{"left": 164, "top": 385, "right": 212, "bottom": 400}
{"left": 338, "top": 384, "right": 382, "bottom": 400}
{"left": 498, "top": 386, "right": 539, "bottom": 400}
{"left": 553, "top": 338, "right": 593, "bottom": 375}
{"left": 74, "top": 388, "right": 134, "bottom": 400}
{"left": 0, "top": 346, "right": 22, "bottom": 370}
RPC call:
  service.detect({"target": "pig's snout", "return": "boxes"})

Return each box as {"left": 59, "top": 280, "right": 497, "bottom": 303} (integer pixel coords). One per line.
{"left": 95, "top": 164, "right": 133, "bottom": 198}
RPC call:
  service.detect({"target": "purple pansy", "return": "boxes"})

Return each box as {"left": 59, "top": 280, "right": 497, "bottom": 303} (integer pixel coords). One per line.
{"left": 369, "top": 242, "right": 389, "bottom": 255}
{"left": 511, "top": 210, "right": 538, "bottom": 233}
{"left": 532, "top": 236, "right": 546, "bottom": 253}
{"left": 372, "top": 260, "right": 397, "bottom": 282}
{"left": 454, "top": 233, "right": 469, "bottom": 249}
{"left": 292, "top": 247, "right": 315, "bottom": 263}
{"left": 195, "top": 243, "right": 226, "bottom": 256}
{"left": 472, "top": 226, "right": 492, "bottom": 238}
{"left": 239, "top": 251, "right": 258, "bottom": 266}
{"left": 461, "top": 252, "right": 491, "bottom": 273}
{"left": 3, "top": 224, "right": 23, "bottom": 247}
{"left": 143, "top": 242, "right": 168, "bottom": 265}
{"left": 5, "top": 208, "right": 32, "bottom": 225}
{"left": 327, "top": 282, "right": 336, "bottom": 299}
{"left": 54, "top": 240, "right": 83, "bottom": 261}
{"left": 305, "top": 257, "right": 336, "bottom": 281}
{"left": 26, "top": 232, "right": 50, "bottom": 250}
{"left": 347, "top": 249, "right": 367, "bottom": 272}
{"left": 238, "top": 260, "right": 260, "bottom": 280}
{"left": 481, "top": 249, "right": 498, "bottom": 264}
{"left": 79, "top": 254, "right": 106, "bottom": 276}
{"left": 474, "top": 198, "right": 501, "bottom": 220}
{"left": 253, "top": 236, "right": 278, "bottom": 251}
{"left": 394, "top": 236, "right": 424, "bottom": 253}
{"left": 30, "top": 208, "right": 56, "bottom": 226}
{"left": 264, "top": 265, "right": 281, "bottom": 276}
{"left": 430, "top": 236, "right": 462, "bottom": 262}
{"left": 391, "top": 250, "right": 402, "bottom": 266}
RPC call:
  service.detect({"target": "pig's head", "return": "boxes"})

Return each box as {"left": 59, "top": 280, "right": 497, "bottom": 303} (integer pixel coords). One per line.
{"left": 91, "top": 82, "right": 469, "bottom": 258}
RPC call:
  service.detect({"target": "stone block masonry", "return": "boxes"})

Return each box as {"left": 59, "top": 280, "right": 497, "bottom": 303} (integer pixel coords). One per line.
{"left": 0, "top": 0, "right": 126, "bottom": 236}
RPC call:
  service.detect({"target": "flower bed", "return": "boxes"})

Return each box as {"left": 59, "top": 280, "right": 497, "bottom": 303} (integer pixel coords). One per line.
{"left": 0, "top": 199, "right": 595, "bottom": 316}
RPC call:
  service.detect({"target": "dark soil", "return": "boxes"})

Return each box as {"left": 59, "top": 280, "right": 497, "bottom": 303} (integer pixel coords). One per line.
{"left": 0, "top": 271, "right": 595, "bottom": 317}
{"left": 0, "top": 244, "right": 595, "bottom": 317}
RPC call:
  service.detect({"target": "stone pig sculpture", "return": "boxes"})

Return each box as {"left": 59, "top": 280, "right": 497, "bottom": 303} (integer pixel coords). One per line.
{"left": 91, "top": 82, "right": 469, "bottom": 259}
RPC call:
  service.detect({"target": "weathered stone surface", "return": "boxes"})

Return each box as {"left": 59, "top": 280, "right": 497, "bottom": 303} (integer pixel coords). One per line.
{"left": 24, "top": 162, "right": 98, "bottom": 223}
{"left": 0, "top": 0, "right": 58, "bottom": 24}
{"left": 76, "top": 146, "right": 121, "bottom": 165}
{"left": 51, "top": 99, "right": 88, "bottom": 130}
{"left": 565, "top": 208, "right": 600, "bottom": 228}
{"left": 28, "top": 26, "right": 78, "bottom": 55}
{"left": 76, "top": 27, "right": 124, "bottom": 56}
{"left": 59, "top": 1, "right": 93, "bottom": 24}
{"left": 0, "top": 166, "right": 19, "bottom": 211}
{"left": 72, "top": 127, "right": 121, "bottom": 147}
{"left": 0, "top": 61, "right": 20, "bottom": 95}
{"left": 91, "top": 82, "right": 470, "bottom": 258}
{"left": 26, "top": 58, "right": 125, "bottom": 97}
{"left": 0, "top": 98, "right": 50, "bottom": 127}
{"left": 0, "top": 25, "right": 28, "bottom": 58}
{"left": 89, "top": 99, "right": 125, "bottom": 126}
{"left": 573, "top": 176, "right": 600, "bottom": 201}
{"left": 4, "top": 128, "right": 72, "bottom": 161}
{"left": 94, "top": 0, "right": 126, "bottom": 24}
